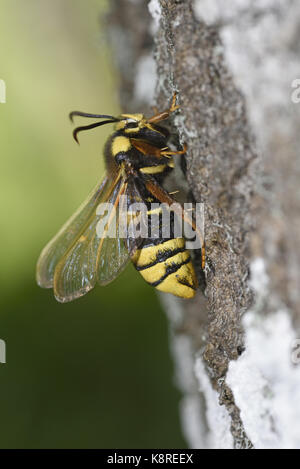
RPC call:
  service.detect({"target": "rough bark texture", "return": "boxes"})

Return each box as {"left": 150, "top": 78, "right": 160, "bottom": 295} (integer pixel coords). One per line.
{"left": 107, "top": 0, "right": 300, "bottom": 449}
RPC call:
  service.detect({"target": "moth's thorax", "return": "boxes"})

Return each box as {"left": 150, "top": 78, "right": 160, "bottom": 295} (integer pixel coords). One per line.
{"left": 104, "top": 129, "right": 174, "bottom": 180}
{"left": 111, "top": 135, "right": 132, "bottom": 157}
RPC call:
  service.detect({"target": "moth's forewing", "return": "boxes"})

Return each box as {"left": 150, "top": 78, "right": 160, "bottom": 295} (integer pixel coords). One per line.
{"left": 36, "top": 175, "right": 110, "bottom": 291}
{"left": 121, "top": 177, "right": 149, "bottom": 258}
{"left": 96, "top": 177, "right": 146, "bottom": 286}
{"left": 95, "top": 179, "right": 130, "bottom": 286}
{"left": 52, "top": 176, "right": 125, "bottom": 303}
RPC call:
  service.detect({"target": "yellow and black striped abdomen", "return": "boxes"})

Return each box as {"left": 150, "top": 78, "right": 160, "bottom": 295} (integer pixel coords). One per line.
{"left": 131, "top": 238, "right": 197, "bottom": 299}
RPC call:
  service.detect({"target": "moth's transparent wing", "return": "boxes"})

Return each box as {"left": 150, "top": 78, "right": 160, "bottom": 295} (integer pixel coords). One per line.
{"left": 53, "top": 177, "right": 124, "bottom": 302}
{"left": 143, "top": 173, "right": 205, "bottom": 267}
{"left": 122, "top": 177, "right": 149, "bottom": 257}
{"left": 96, "top": 185, "right": 130, "bottom": 286}
{"left": 36, "top": 175, "right": 113, "bottom": 289}
{"left": 96, "top": 177, "right": 147, "bottom": 285}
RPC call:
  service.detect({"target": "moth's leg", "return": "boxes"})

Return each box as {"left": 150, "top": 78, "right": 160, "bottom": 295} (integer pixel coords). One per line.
{"left": 131, "top": 139, "right": 168, "bottom": 159}
{"left": 148, "top": 93, "right": 179, "bottom": 124}
{"left": 160, "top": 143, "right": 187, "bottom": 158}
{"left": 131, "top": 139, "right": 187, "bottom": 160}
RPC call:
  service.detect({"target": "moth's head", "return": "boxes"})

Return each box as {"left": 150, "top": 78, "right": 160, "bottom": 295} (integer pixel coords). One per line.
{"left": 115, "top": 113, "right": 145, "bottom": 133}
{"left": 115, "top": 113, "right": 168, "bottom": 138}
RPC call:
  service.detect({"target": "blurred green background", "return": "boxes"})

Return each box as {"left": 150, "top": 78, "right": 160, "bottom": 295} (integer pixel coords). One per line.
{"left": 0, "top": 0, "right": 186, "bottom": 448}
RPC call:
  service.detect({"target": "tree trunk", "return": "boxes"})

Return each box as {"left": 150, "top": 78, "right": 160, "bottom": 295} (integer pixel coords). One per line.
{"left": 107, "top": 0, "right": 300, "bottom": 449}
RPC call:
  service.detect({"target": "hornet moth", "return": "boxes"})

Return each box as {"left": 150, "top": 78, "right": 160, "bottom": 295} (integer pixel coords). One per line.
{"left": 36, "top": 94, "right": 205, "bottom": 302}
